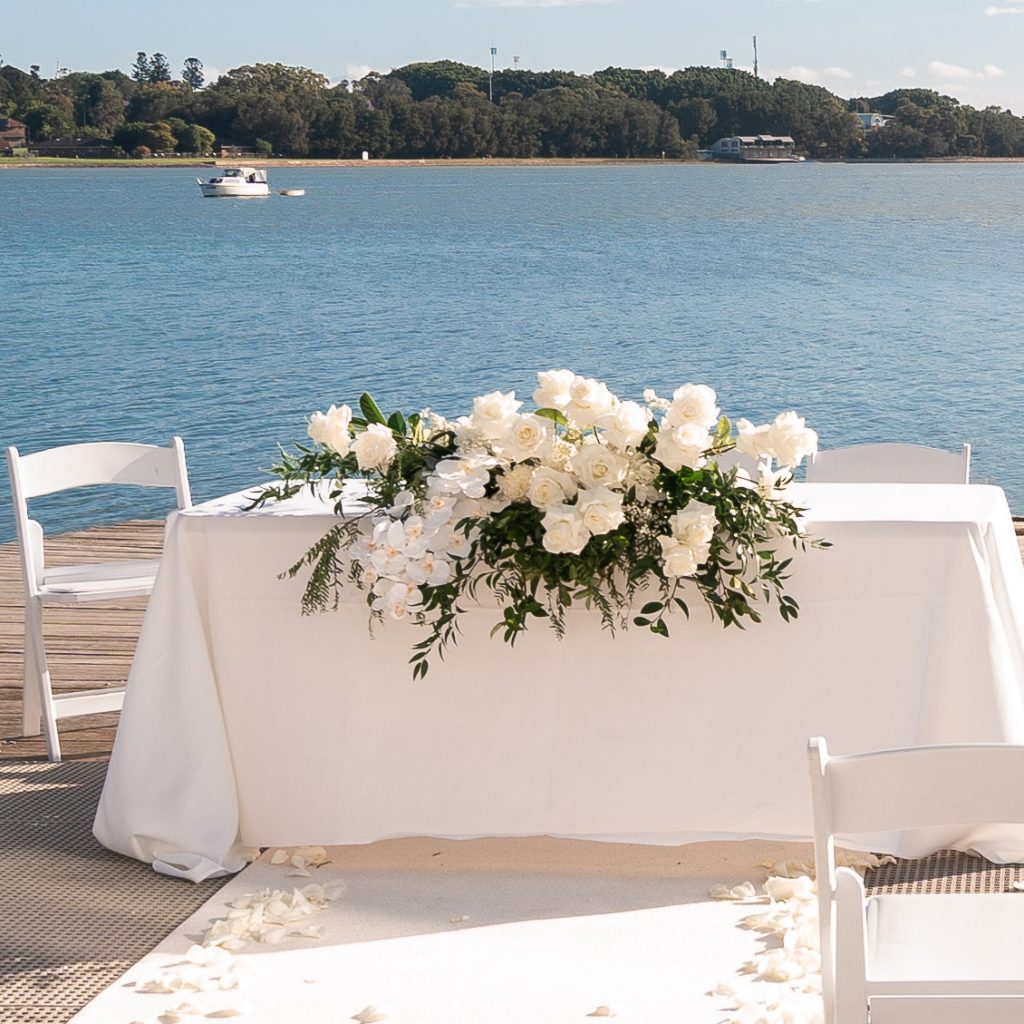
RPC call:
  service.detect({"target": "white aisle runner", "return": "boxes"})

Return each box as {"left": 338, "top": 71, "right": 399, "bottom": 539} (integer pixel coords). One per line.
{"left": 69, "top": 838, "right": 813, "bottom": 1024}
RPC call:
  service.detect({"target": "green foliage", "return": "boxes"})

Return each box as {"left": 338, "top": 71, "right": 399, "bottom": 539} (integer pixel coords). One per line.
{"left": 2, "top": 56, "right": 1023, "bottom": 159}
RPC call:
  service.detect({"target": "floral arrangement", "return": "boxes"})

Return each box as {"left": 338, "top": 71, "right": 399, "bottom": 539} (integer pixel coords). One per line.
{"left": 255, "top": 370, "right": 823, "bottom": 677}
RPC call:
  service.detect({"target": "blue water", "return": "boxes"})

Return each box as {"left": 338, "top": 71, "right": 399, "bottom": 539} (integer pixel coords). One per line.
{"left": 1, "top": 162, "right": 1023, "bottom": 539}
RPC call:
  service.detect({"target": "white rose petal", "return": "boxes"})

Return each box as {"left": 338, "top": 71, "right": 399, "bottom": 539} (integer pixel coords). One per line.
{"left": 541, "top": 504, "right": 591, "bottom": 555}
{"left": 653, "top": 422, "right": 710, "bottom": 472}
{"left": 566, "top": 375, "right": 617, "bottom": 428}
{"left": 471, "top": 389, "right": 522, "bottom": 439}
{"left": 575, "top": 486, "right": 625, "bottom": 536}
{"left": 495, "top": 413, "right": 553, "bottom": 462}
{"left": 572, "top": 441, "right": 629, "bottom": 489}
{"left": 307, "top": 403, "right": 353, "bottom": 456}
{"left": 351, "top": 423, "right": 398, "bottom": 472}
{"left": 664, "top": 383, "right": 720, "bottom": 431}
{"left": 767, "top": 411, "right": 818, "bottom": 469}
{"left": 527, "top": 466, "right": 578, "bottom": 508}
{"left": 596, "top": 400, "right": 650, "bottom": 450}
{"left": 533, "top": 368, "right": 576, "bottom": 411}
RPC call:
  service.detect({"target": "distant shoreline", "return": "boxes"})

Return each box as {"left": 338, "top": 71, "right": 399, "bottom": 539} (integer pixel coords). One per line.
{"left": 4, "top": 155, "right": 1024, "bottom": 170}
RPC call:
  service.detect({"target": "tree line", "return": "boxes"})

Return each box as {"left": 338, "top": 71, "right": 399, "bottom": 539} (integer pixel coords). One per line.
{"left": 2, "top": 56, "right": 1023, "bottom": 160}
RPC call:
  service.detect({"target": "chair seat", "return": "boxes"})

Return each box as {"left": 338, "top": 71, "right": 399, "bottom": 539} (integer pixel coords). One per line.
{"left": 868, "top": 893, "right": 1024, "bottom": 982}
{"left": 39, "top": 559, "right": 161, "bottom": 602}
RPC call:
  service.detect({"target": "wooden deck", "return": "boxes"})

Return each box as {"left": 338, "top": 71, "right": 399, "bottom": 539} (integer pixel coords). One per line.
{"left": 2, "top": 518, "right": 1024, "bottom": 762}
{"left": 0, "top": 521, "right": 164, "bottom": 760}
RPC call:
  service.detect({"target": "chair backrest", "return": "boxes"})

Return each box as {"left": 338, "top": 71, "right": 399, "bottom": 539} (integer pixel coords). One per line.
{"left": 6, "top": 439, "right": 191, "bottom": 592}
{"left": 805, "top": 442, "right": 970, "bottom": 484}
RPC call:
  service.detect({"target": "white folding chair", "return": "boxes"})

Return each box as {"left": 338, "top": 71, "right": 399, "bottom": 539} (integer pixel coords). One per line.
{"left": 6, "top": 439, "right": 191, "bottom": 761}
{"left": 809, "top": 736, "right": 1024, "bottom": 1024}
{"left": 805, "top": 442, "right": 971, "bottom": 484}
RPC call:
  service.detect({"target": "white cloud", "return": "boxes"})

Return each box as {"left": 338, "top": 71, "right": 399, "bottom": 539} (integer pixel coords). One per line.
{"left": 453, "top": 0, "right": 615, "bottom": 7}
{"left": 928, "top": 60, "right": 973, "bottom": 79}
{"left": 900, "top": 66, "right": 917, "bottom": 78}
{"left": 344, "top": 64, "right": 377, "bottom": 83}
{"left": 777, "top": 65, "right": 853, "bottom": 85}
{"left": 927, "top": 59, "right": 1005, "bottom": 80}
{"left": 985, "top": 4, "right": 1024, "bottom": 13}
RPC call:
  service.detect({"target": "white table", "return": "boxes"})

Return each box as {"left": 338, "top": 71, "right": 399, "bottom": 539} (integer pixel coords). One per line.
{"left": 94, "top": 484, "right": 1024, "bottom": 880}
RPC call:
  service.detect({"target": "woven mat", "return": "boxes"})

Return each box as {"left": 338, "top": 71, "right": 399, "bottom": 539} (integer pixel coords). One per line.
{"left": 0, "top": 761, "right": 229, "bottom": 1024}
{"left": 864, "top": 847, "right": 1024, "bottom": 894}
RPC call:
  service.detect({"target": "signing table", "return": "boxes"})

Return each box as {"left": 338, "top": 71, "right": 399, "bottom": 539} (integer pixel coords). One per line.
{"left": 94, "top": 483, "right": 1024, "bottom": 880}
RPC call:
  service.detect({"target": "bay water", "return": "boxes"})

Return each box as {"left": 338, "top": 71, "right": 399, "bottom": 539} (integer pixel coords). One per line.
{"left": 1, "top": 161, "right": 1022, "bottom": 540}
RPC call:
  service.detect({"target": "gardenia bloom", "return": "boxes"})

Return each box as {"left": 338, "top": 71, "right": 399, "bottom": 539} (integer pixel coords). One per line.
{"left": 497, "top": 462, "right": 535, "bottom": 502}
{"left": 566, "top": 375, "right": 617, "bottom": 428}
{"left": 575, "top": 486, "right": 625, "bottom": 536}
{"left": 540, "top": 503, "right": 591, "bottom": 555}
{"left": 496, "top": 413, "right": 553, "bottom": 462}
{"left": 597, "top": 400, "right": 650, "bottom": 450}
{"left": 307, "top": 404, "right": 353, "bottom": 456}
{"left": 527, "top": 466, "right": 577, "bottom": 509}
{"left": 768, "top": 411, "right": 818, "bottom": 469}
{"left": 470, "top": 390, "right": 522, "bottom": 439}
{"left": 533, "top": 369, "right": 576, "bottom": 412}
{"left": 351, "top": 423, "right": 398, "bottom": 471}
{"left": 652, "top": 422, "right": 710, "bottom": 472}
{"left": 664, "top": 384, "right": 720, "bottom": 431}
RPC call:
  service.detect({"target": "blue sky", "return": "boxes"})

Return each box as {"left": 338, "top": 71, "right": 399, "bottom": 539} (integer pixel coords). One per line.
{"left": 4, "top": 0, "right": 1024, "bottom": 112}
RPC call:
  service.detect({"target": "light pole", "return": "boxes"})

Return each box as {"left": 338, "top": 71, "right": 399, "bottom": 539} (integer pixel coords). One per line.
{"left": 489, "top": 46, "right": 497, "bottom": 102}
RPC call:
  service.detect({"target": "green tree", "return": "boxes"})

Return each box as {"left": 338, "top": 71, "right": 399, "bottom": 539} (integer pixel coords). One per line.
{"left": 182, "top": 57, "right": 204, "bottom": 90}
{"left": 387, "top": 60, "right": 484, "bottom": 101}
{"left": 131, "top": 52, "right": 150, "bottom": 84}
{"left": 149, "top": 53, "right": 172, "bottom": 83}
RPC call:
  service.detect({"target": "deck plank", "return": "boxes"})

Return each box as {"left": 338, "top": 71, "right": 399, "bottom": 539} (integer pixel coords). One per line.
{"left": 2, "top": 519, "right": 1023, "bottom": 761}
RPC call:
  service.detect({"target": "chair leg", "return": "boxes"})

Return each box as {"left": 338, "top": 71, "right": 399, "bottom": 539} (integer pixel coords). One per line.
{"left": 24, "top": 600, "right": 61, "bottom": 761}
{"left": 21, "top": 619, "right": 42, "bottom": 737}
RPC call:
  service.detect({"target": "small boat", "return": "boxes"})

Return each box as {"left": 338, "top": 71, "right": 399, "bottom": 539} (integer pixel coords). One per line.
{"left": 197, "top": 167, "right": 270, "bottom": 198}
{"left": 278, "top": 189, "right": 305, "bottom": 197}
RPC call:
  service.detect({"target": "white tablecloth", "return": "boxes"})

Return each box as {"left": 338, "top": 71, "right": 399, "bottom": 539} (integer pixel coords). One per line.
{"left": 94, "top": 483, "right": 1024, "bottom": 880}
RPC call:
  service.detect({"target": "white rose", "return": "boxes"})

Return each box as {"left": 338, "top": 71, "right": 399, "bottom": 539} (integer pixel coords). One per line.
{"left": 664, "top": 384, "right": 720, "bottom": 431}
{"left": 496, "top": 413, "right": 553, "bottom": 463}
{"left": 471, "top": 390, "right": 522, "bottom": 439}
{"left": 658, "top": 536, "right": 700, "bottom": 578}
{"left": 625, "top": 453, "right": 662, "bottom": 503}
{"left": 533, "top": 369, "right": 575, "bottom": 412}
{"left": 571, "top": 441, "right": 629, "bottom": 489}
{"left": 575, "top": 486, "right": 625, "bottom": 536}
{"left": 565, "top": 375, "right": 617, "bottom": 428}
{"left": 527, "top": 466, "right": 578, "bottom": 508}
{"left": 652, "top": 422, "right": 710, "bottom": 472}
{"left": 351, "top": 423, "right": 398, "bottom": 471}
{"left": 541, "top": 504, "right": 591, "bottom": 555}
{"left": 596, "top": 400, "right": 650, "bottom": 450}
{"left": 307, "top": 404, "right": 353, "bottom": 456}
{"left": 768, "top": 411, "right": 818, "bottom": 469}
{"left": 669, "top": 501, "right": 717, "bottom": 547}
{"left": 735, "top": 418, "right": 775, "bottom": 461}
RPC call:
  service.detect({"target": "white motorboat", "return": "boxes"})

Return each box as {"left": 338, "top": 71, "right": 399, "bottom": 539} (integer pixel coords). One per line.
{"left": 197, "top": 167, "right": 270, "bottom": 198}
